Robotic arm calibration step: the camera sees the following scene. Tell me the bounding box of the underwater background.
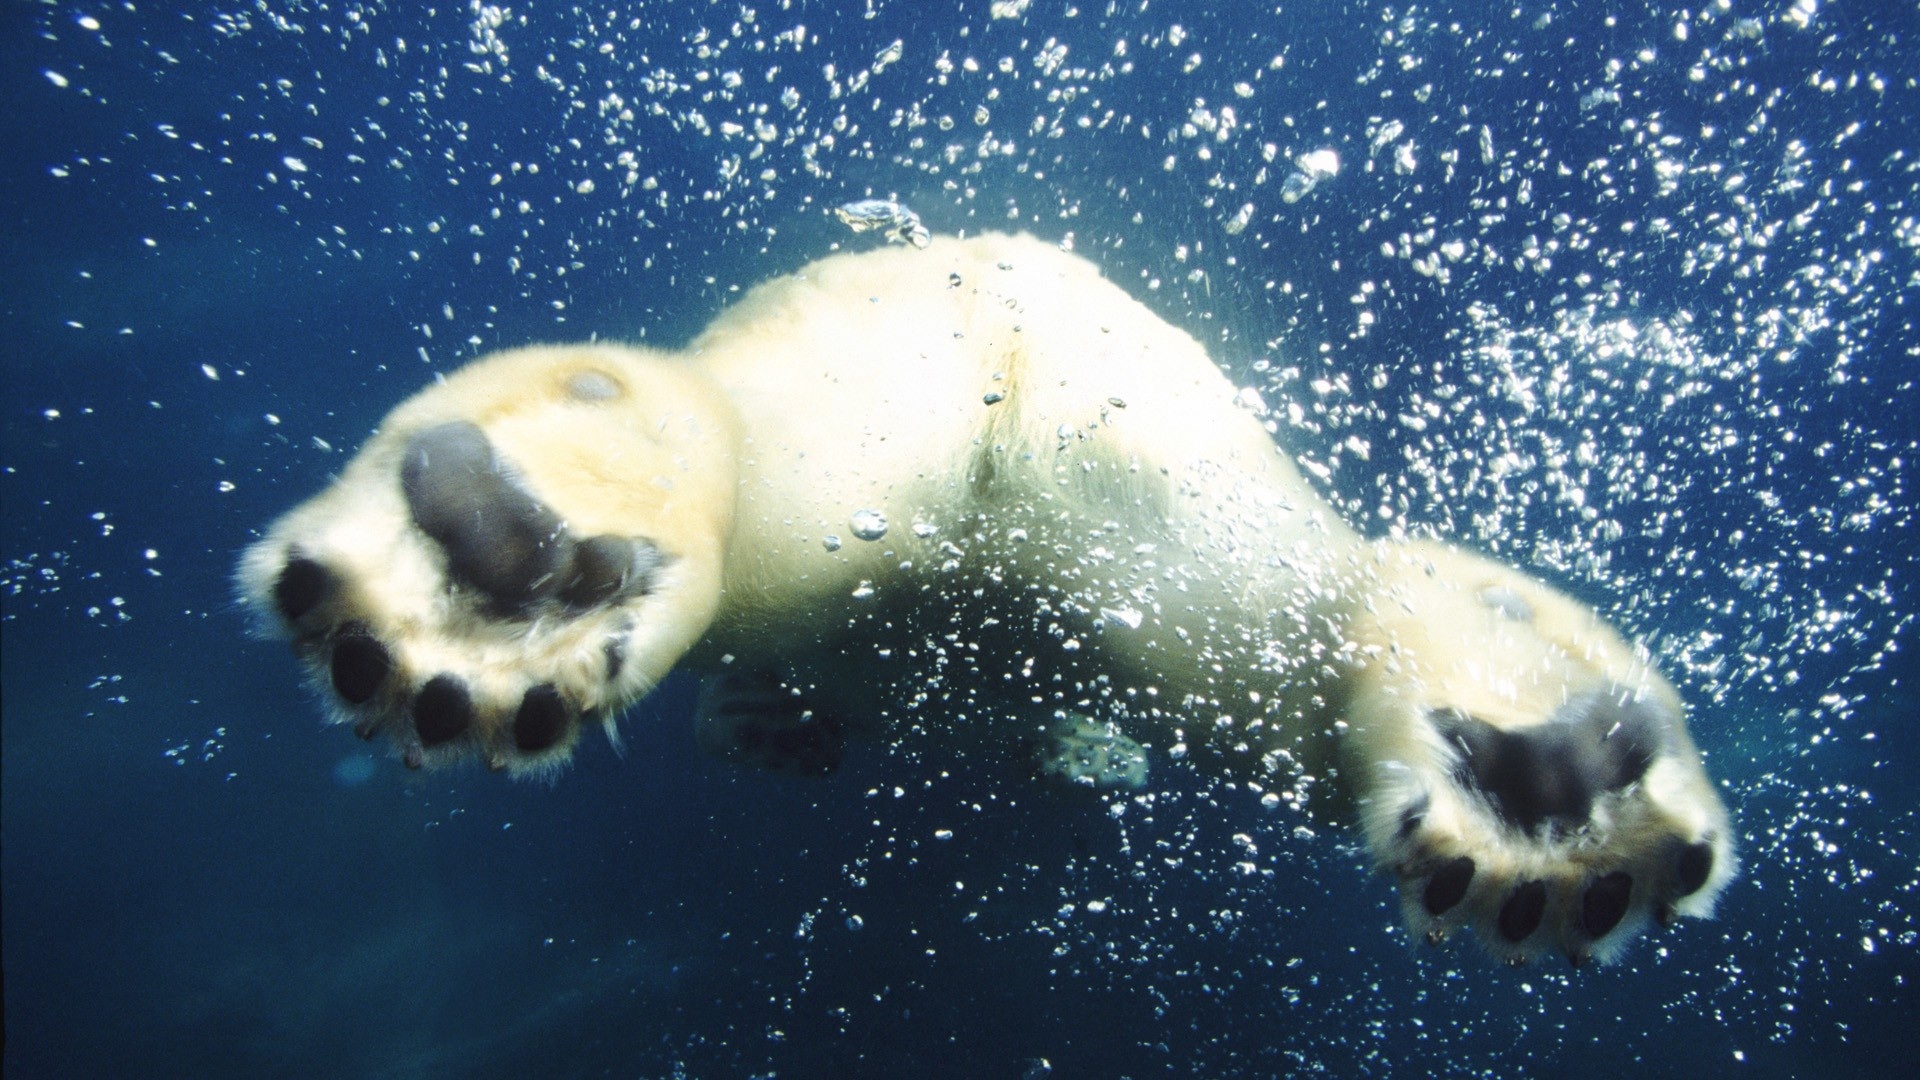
[3,1,1914,1076]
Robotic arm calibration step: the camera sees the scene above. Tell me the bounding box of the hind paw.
[1030,712,1149,792]
[1365,684,1735,966]
[237,346,734,776]
[693,671,847,777]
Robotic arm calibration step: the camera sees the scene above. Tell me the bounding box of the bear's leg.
[970,327,1735,963]
[237,344,741,776]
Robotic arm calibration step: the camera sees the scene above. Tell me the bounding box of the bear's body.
[241,233,1733,966]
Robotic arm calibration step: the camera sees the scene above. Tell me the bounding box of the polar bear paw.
[238,347,733,778]
[244,422,662,773]
[1363,683,1735,967]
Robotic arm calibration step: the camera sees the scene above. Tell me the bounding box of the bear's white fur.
[240,233,1733,965]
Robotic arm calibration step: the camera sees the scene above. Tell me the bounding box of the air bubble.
[850,509,889,541]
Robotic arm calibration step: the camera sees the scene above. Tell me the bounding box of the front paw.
[238,347,731,776]
[1360,683,1735,966]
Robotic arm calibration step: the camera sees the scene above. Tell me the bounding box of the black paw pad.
[1498,880,1548,942]
[1581,871,1634,938]
[330,625,391,704]
[1423,855,1476,915]
[558,535,663,609]
[413,674,473,746]
[514,683,571,752]
[1675,839,1715,897]
[1431,686,1671,833]
[402,421,567,612]
[401,422,663,617]
[274,556,333,623]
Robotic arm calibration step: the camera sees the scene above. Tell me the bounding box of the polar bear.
[238,233,1733,966]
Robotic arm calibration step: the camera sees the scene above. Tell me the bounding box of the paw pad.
[1421,855,1475,916]
[1580,870,1633,938]
[402,422,566,612]
[401,422,663,615]
[1430,688,1664,835]
[413,674,474,747]
[1675,839,1714,896]
[1496,880,1547,942]
[273,555,333,624]
[513,684,572,753]
[329,624,391,705]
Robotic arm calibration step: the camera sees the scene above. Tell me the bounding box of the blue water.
[4,2,1915,1077]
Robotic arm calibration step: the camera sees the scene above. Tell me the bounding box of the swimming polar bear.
[239,232,1734,966]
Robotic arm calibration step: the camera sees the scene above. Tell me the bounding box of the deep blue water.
[4,2,1915,1077]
